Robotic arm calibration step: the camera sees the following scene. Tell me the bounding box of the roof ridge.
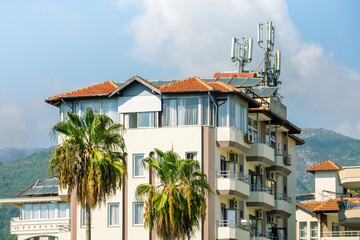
[194,76,214,91]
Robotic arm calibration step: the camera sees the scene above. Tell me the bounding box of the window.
[310,221,319,240]
[179,98,198,125]
[163,99,178,126]
[32,204,40,219]
[133,154,145,177]
[108,203,120,226]
[248,118,258,142]
[58,203,69,218]
[24,204,31,220]
[40,204,48,219]
[48,203,56,219]
[186,152,197,160]
[299,222,307,240]
[138,112,155,128]
[202,97,209,125]
[133,203,144,225]
[217,98,228,127]
[81,206,92,227]
[332,223,340,236]
[220,203,226,221]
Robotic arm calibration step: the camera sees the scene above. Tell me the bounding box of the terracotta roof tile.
[159,77,214,93]
[299,198,360,212]
[306,160,342,174]
[47,81,119,100]
[300,201,323,211]
[208,81,240,92]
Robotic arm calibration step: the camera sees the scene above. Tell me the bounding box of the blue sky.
[0,0,359,148]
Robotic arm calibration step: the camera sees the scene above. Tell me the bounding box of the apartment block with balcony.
[1,72,303,240]
[296,160,360,240]
[0,179,71,240]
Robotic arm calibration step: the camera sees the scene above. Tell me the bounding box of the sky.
[0,0,359,148]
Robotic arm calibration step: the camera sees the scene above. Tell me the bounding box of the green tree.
[50,107,127,240]
[135,149,212,240]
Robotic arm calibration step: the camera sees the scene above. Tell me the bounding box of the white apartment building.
[296,160,360,240]
[1,72,304,240]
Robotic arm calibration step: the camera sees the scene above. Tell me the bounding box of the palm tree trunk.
[86,204,91,240]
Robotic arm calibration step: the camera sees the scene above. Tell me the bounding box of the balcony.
[268,193,292,218]
[338,167,360,191]
[216,171,250,200]
[246,143,274,167]
[321,231,360,240]
[246,184,275,211]
[10,217,71,236]
[254,232,278,240]
[267,151,291,176]
[338,200,360,229]
[216,127,249,154]
[216,220,249,240]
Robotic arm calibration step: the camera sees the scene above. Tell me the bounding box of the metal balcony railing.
[275,193,292,203]
[255,231,278,239]
[58,224,71,231]
[322,231,360,237]
[216,170,249,183]
[216,220,248,231]
[250,184,275,194]
[338,200,360,210]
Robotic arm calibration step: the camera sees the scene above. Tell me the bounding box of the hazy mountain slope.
[296,128,360,194]
[0,148,43,164]
[0,148,53,240]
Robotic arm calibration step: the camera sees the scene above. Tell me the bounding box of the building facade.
[2,72,304,240]
[296,160,360,240]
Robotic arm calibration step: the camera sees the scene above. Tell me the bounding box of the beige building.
[1,72,304,240]
[296,160,360,240]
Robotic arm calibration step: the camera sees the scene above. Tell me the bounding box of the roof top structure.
[17,179,59,197]
[306,160,343,174]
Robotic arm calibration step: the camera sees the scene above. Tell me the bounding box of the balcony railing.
[275,193,292,203]
[250,184,275,194]
[216,220,248,230]
[254,231,278,239]
[216,170,248,183]
[322,231,360,237]
[338,200,360,210]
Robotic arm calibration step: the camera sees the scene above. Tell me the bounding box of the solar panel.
[217,78,232,84]
[241,78,263,87]
[22,179,59,196]
[152,80,174,87]
[201,78,216,82]
[258,87,277,97]
[229,78,247,87]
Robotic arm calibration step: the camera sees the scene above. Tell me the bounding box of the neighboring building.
[296,160,360,240]
[1,72,304,240]
[0,179,71,240]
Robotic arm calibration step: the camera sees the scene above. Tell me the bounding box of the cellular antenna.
[230,37,253,72]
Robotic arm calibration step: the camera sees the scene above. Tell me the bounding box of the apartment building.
[0,179,71,240]
[296,160,360,240]
[1,72,304,240]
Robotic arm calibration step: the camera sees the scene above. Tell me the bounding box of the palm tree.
[49,107,127,240]
[135,149,212,240]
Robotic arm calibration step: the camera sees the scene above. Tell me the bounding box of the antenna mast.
[231,37,253,72]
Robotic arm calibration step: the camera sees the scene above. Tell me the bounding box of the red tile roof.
[208,81,239,92]
[214,72,257,78]
[306,160,342,174]
[47,81,119,100]
[159,77,214,93]
[299,198,360,212]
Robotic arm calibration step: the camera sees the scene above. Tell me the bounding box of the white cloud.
[117,0,360,138]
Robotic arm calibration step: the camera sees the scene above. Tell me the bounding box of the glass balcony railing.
[274,193,292,203]
[216,170,248,183]
[250,184,275,195]
[216,220,248,230]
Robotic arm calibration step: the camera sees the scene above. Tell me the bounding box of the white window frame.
[186,152,198,160]
[299,221,308,240]
[133,202,145,226]
[133,154,145,178]
[178,96,200,126]
[108,203,120,227]
[310,221,319,240]
[81,205,93,228]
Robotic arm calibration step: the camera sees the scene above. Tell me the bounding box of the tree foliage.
[135,149,212,240]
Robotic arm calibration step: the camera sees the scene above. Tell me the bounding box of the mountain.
[0,148,53,240]
[0,148,43,164]
[296,128,360,194]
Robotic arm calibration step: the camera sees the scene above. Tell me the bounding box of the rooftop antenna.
[231,36,253,72]
[257,21,281,87]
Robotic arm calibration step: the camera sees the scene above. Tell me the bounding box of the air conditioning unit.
[283,155,291,166]
[256,166,264,175]
[229,199,239,209]
[246,132,254,144]
[267,215,276,224]
[256,210,263,220]
[267,171,275,181]
[229,153,238,162]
